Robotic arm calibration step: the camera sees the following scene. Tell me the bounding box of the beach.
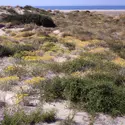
[59,10,125,16]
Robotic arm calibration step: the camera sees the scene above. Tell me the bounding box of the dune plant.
[2,13,56,27]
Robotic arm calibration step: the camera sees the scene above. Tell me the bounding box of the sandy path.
[0,29,5,36]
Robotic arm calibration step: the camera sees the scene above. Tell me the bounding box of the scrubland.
[0,6,125,125]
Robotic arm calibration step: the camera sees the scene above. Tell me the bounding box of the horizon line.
[0,5,125,6]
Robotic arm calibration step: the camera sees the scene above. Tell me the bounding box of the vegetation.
[49,56,95,74]
[2,13,56,27]
[41,76,125,116]
[0,6,125,124]
[0,45,13,57]
[1,110,56,125]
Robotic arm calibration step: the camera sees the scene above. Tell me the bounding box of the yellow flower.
[89,47,107,53]
[71,71,81,77]
[5,65,15,71]
[112,57,125,67]
[16,94,28,104]
[0,76,19,83]
[63,36,101,48]
[24,77,45,84]
[22,55,53,61]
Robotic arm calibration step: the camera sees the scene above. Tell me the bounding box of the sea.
[36,6,125,10]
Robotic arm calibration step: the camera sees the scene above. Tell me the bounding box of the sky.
[0,0,125,6]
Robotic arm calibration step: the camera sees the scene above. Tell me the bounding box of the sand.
[59,10,125,16]
[0,29,5,36]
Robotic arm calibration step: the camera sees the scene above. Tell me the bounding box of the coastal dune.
[0,5,125,125]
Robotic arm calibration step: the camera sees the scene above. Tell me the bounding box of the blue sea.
[36,6,125,10]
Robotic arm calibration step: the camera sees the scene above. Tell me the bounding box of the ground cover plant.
[2,13,56,27]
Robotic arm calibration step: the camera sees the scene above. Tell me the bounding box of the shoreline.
[58,10,125,16]
[59,9,125,12]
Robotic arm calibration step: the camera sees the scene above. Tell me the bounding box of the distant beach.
[36,6,125,16]
[59,10,125,16]
[36,6,125,10]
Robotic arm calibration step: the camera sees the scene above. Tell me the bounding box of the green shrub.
[24,5,34,10]
[2,13,56,27]
[41,110,56,123]
[49,57,95,74]
[114,75,125,86]
[42,77,66,101]
[1,111,24,125]
[4,65,27,77]
[11,44,35,57]
[41,77,125,116]
[85,83,125,116]
[1,110,56,125]
[105,40,125,59]
[0,43,35,58]
[7,9,18,15]
[0,45,13,57]
[88,72,115,82]
[42,42,56,52]
[43,36,58,43]
[63,42,76,50]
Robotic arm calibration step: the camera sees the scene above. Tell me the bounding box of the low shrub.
[88,72,115,82]
[105,40,125,59]
[42,42,56,52]
[12,44,35,55]
[0,76,19,91]
[41,77,125,116]
[86,83,125,116]
[42,77,66,101]
[0,43,35,58]
[1,109,56,125]
[0,45,13,57]
[41,110,56,123]
[24,5,35,10]
[49,57,95,74]
[63,42,76,50]
[2,13,56,27]
[4,65,27,77]
[43,36,58,43]
[7,8,18,15]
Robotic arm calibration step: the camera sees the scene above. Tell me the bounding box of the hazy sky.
[0,0,125,6]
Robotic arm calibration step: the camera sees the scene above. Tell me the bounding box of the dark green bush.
[85,83,125,115]
[24,5,34,10]
[0,45,13,57]
[61,58,95,73]
[0,44,35,57]
[106,40,125,59]
[49,57,95,74]
[88,72,115,82]
[2,13,56,27]
[114,75,125,86]
[12,44,35,53]
[41,110,56,123]
[7,9,18,15]
[43,77,66,101]
[41,77,125,116]
[63,42,76,50]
